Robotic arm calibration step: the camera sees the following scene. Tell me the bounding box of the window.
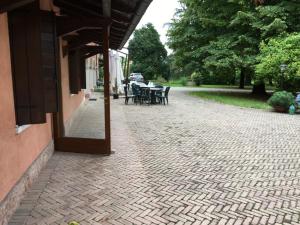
[8,2,58,126]
[68,49,86,93]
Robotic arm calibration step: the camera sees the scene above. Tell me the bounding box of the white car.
[129,73,144,82]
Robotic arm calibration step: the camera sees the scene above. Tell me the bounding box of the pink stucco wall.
[0,0,86,202]
[0,13,53,201]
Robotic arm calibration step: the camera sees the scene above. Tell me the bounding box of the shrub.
[256,33,300,92]
[156,76,167,83]
[191,72,203,86]
[180,77,188,86]
[267,91,295,112]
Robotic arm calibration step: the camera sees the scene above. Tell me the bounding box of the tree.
[167,0,300,94]
[128,23,168,80]
[256,33,300,92]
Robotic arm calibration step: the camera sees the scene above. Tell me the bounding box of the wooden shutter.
[68,50,81,94]
[40,11,58,112]
[80,58,86,89]
[8,2,46,125]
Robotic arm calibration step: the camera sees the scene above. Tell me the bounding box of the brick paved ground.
[67,92,105,139]
[9,88,300,225]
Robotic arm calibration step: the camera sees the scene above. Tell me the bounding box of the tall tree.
[128,23,168,80]
[167,0,300,93]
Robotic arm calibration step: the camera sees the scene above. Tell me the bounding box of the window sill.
[16,125,31,134]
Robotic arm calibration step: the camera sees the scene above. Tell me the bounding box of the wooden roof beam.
[66,39,101,53]
[112,9,133,21]
[83,51,102,59]
[111,26,127,33]
[111,0,136,13]
[81,46,101,53]
[56,16,111,36]
[0,0,34,13]
[102,0,111,17]
[54,0,101,16]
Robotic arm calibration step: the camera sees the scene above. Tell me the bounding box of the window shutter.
[68,50,81,94]
[80,58,86,89]
[8,3,46,125]
[40,11,58,112]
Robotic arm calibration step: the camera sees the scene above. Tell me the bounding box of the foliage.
[190,91,270,109]
[167,0,300,91]
[267,91,295,111]
[180,77,188,86]
[191,71,203,86]
[256,33,300,92]
[155,76,167,84]
[128,23,168,80]
[155,79,193,87]
[69,222,80,225]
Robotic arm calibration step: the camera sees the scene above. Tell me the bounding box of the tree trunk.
[245,73,252,86]
[268,78,273,86]
[252,82,267,95]
[239,68,245,89]
[231,76,236,85]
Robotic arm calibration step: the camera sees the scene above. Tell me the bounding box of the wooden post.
[126,54,130,79]
[103,25,111,153]
[123,54,128,76]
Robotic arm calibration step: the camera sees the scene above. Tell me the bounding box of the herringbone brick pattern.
[9,88,300,224]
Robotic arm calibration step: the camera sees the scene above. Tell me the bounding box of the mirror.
[62,54,105,140]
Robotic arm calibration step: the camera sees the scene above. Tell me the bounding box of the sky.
[124,0,180,52]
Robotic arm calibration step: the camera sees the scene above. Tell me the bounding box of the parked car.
[129,73,144,82]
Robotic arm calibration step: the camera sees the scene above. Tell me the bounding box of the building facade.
[0,0,151,224]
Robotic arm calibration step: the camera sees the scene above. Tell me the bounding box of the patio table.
[139,86,163,104]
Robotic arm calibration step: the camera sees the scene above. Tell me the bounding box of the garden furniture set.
[124,82,170,105]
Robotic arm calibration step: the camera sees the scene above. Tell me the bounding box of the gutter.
[118,0,153,49]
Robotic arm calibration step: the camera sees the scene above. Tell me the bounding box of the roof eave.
[118,0,152,49]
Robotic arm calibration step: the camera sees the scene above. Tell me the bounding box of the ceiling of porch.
[53,0,152,50]
[0,0,153,50]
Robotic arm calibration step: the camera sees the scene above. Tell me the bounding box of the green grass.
[190,91,271,109]
[155,81,275,91]
[201,84,276,91]
[157,80,192,87]
[200,84,250,89]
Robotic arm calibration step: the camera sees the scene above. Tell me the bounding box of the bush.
[191,72,203,86]
[256,33,300,92]
[267,91,295,112]
[156,76,167,83]
[180,77,188,86]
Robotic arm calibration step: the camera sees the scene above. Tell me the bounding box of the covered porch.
[0,0,152,155]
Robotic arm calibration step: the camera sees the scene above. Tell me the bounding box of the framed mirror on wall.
[54,26,111,155]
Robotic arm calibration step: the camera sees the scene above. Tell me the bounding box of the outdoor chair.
[124,85,135,105]
[140,87,151,105]
[132,84,141,104]
[156,86,170,105]
[154,85,163,103]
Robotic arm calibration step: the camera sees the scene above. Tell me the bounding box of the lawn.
[157,80,275,91]
[190,91,271,109]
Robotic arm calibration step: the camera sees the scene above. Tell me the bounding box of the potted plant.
[267,91,295,113]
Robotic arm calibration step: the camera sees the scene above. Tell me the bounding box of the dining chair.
[156,86,170,105]
[140,87,151,105]
[132,84,141,104]
[124,85,135,105]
